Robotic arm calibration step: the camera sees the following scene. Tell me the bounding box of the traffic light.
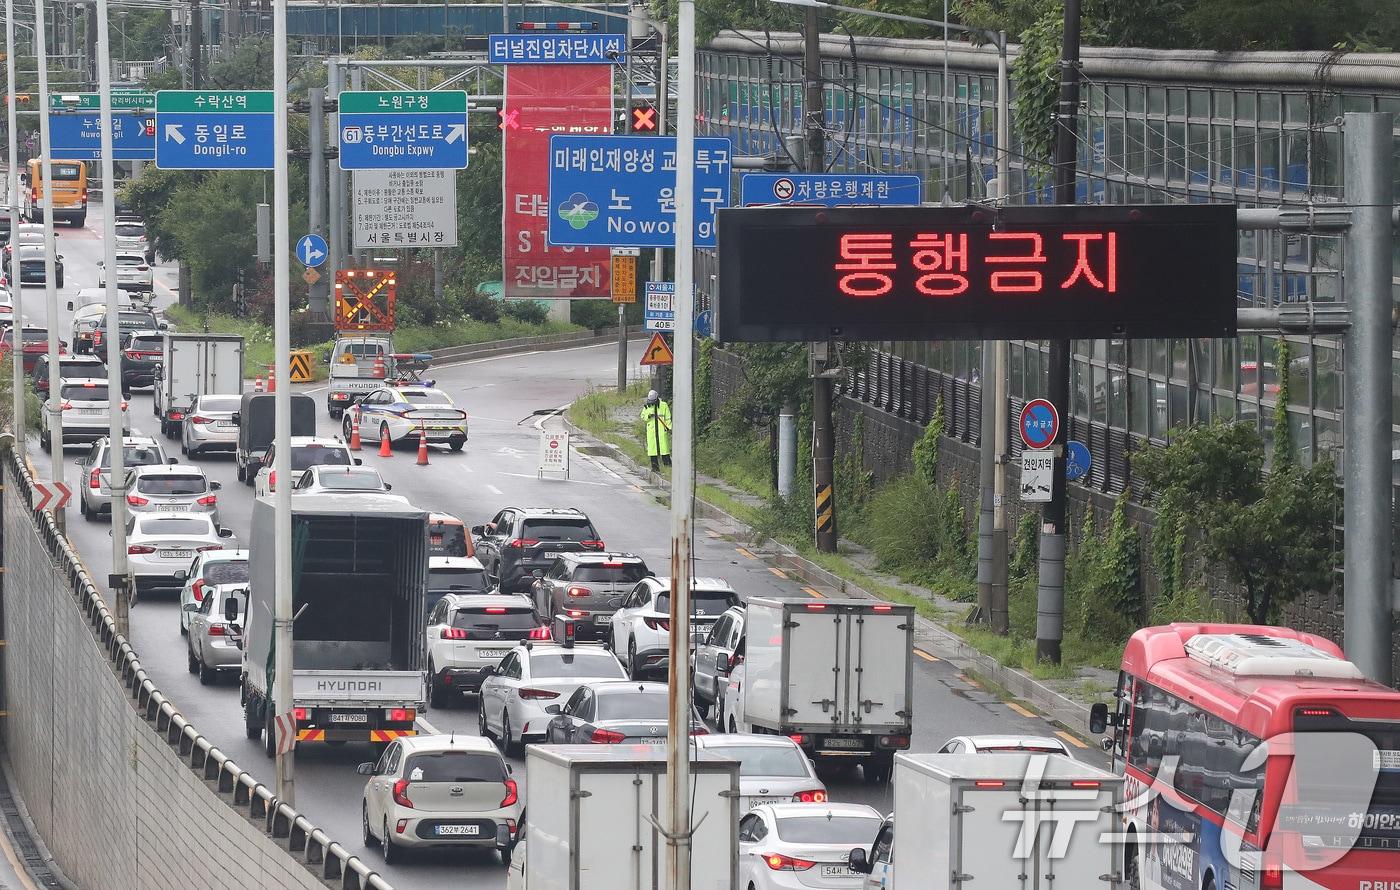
[630,102,657,134]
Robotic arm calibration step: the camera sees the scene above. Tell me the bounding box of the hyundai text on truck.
[734,597,914,783]
[240,493,429,755]
[154,332,244,440]
[519,746,739,890]
[847,753,1124,890]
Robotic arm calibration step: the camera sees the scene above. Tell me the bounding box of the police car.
[340,385,469,451]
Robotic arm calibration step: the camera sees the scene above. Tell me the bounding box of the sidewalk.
[565,416,1117,743]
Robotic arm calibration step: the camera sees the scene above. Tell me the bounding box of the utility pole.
[666,2,697,887]
[35,0,66,531]
[85,5,97,89]
[307,86,329,318]
[349,65,365,266]
[96,0,130,635]
[190,0,202,89]
[803,8,836,553]
[5,0,24,445]
[1037,0,1082,665]
[990,31,1010,635]
[272,0,296,806]
[1342,111,1395,685]
[649,22,667,287]
[327,60,345,275]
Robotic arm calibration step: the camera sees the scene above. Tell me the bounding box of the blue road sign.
[695,309,713,339]
[739,173,922,207]
[548,135,732,249]
[489,33,625,64]
[154,90,276,170]
[297,233,328,268]
[1019,399,1060,450]
[49,112,155,161]
[644,282,675,332]
[1066,440,1091,482]
[338,91,468,170]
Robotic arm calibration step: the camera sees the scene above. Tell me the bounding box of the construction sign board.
[639,332,673,366]
[334,268,397,331]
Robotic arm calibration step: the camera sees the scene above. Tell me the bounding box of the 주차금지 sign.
[353,169,457,249]
[716,204,1238,343]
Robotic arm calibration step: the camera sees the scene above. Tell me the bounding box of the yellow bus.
[22,158,87,227]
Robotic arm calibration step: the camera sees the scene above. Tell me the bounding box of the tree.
[1132,422,1338,625]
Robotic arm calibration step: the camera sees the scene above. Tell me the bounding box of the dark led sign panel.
[716,204,1238,343]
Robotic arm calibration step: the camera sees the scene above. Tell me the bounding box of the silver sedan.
[182,394,243,457]
[185,586,247,685]
[124,512,235,592]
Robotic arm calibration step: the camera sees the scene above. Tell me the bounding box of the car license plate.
[639,737,667,745]
[214,421,236,429]
[161,549,192,559]
[78,408,103,415]
[822,737,868,750]
[158,504,189,512]
[820,865,859,878]
[435,824,480,836]
[747,797,783,807]
[594,614,611,624]
[329,713,368,723]
[477,649,509,659]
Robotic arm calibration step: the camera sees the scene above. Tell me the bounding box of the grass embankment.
[164,306,580,382]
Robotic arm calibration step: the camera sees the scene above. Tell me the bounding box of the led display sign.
[715,204,1237,342]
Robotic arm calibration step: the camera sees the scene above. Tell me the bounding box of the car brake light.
[207,624,226,637]
[566,609,585,617]
[484,607,508,614]
[191,579,207,602]
[392,779,413,808]
[196,495,217,506]
[507,538,540,549]
[1296,707,1337,717]
[126,494,148,506]
[196,545,223,552]
[1071,781,1100,789]
[566,586,591,598]
[440,627,468,640]
[975,780,1006,788]
[127,544,155,554]
[120,401,128,411]
[528,625,552,641]
[169,411,184,421]
[763,853,816,872]
[788,734,807,745]
[879,734,911,749]
[805,603,825,610]
[500,778,518,807]
[872,604,893,611]
[293,707,308,721]
[189,415,211,425]
[590,729,625,744]
[793,789,828,803]
[88,468,101,489]
[138,265,149,271]
[518,688,559,701]
[580,540,604,549]
[387,708,414,722]
[268,471,276,488]
[643,616,670,632]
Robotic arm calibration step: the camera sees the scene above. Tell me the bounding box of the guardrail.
[1,442,394,890]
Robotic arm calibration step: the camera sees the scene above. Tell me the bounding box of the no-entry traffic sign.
[1019,399,1060,450]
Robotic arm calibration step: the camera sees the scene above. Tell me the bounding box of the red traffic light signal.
[630,103,657,133]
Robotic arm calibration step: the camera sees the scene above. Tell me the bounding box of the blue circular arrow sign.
[296,233,328,268]
[1019,399,1060,450]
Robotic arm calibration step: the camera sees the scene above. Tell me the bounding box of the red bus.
[1090,624,1400,890]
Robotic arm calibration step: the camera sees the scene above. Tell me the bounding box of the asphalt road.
[28,201,1104,890]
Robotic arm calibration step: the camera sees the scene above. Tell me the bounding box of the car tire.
[198,654,216,686]
[264,708,277,758]
[499,845,512,868]
[180,438,188,455]
[478,701,493,741]
[501,711,521,757]
[39,431,49,452]
[342,416,354,441]
[1124,842,1140,890]
[187,642,198,674]
[362,803,378,848]
[448,437,465,452]
[728,716,737,734]
[628,640,643,681]
[236,462,246,482]
[382,820,402,864]
[429,664,451,710]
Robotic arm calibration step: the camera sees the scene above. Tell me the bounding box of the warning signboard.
[639,332,674,366]
[538,429,570,479]
[611,254,638,304]
[334,268,397,331]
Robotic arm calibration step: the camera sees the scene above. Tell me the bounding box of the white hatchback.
[97,251,153,293]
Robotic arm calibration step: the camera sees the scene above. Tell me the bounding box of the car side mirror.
[353,458,363,466]
[173,569,188,582]
[320,350,331,364]
[356,762,374,776]
[230,412,240,425]
[848,848,872,874]
[481,665,495,676]
[223,596,239,623]
[531,569,544,579]
[181,602,200,612]
[218,527,235,539]
[384,483,392,491]
[471,525,486,536]
[716,653,731,674]
[73,459,84,467]
[210,481,222,491]
[158,322,168,331]
[168,457,178,464]
[1089,702,1110,735]
[65,300,73,311]
[543,704,561,715]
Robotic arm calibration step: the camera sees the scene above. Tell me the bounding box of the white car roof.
[442,593,530,610]
[197,548,249,561]
[694,733,803,750]
[752,803,884,821]
[289,436,345,447]
[132,464,205,477]
[429,556,485,570]
[953,735,1071,752]
[398,734,499,755]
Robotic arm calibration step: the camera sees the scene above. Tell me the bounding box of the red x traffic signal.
[630,103,657,133]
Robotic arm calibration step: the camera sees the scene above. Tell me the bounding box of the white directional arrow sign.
[445,124,465,145]
[301,237,324,262]
[297,233,329,268]
[164,123,185,144]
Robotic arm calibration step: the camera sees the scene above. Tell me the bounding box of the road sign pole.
[327,60,345,275]
[308,86,329,318]
[95,0,131,635]
[34,0,65,530]
[272,0,296,807]
[5,0,23,443]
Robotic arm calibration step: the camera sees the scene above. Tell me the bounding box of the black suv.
[92,310,163,355]
[530,552,650,628]
[119,329,163,389]
[472,507,604,593]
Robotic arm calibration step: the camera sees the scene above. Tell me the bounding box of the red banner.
[502,64,614,299]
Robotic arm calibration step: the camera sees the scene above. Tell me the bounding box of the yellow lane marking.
[767,567,786,578]
[1056,730,1090,749]
[912,648,938,662]
[959,674,982,689]
[735,547,756,559]
[802,586,825,599]
[1007,703,1037,719]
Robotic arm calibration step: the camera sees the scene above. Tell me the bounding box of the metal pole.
[272,0,296,805]
[667,0,696,885]
[618,17,634,393]
[190,0,201,89]
[97,0,131,634]
[1342,111,1394,684]
[991,34,1010,635]
[1037,0,1082,665]
[941,0,948,202]
[349,65,364,266]
[327,60,344,275]
[5,0,23,444]
[804,7,836,553]
[650,22,667,285]
[976,343,994,623]
[307,85,328,318]
[35,0,65,529]
[778,402,796,497]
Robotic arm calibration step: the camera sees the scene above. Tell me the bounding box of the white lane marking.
[461,465,474,473]
[497,472,613,487]
[485,483,502,495]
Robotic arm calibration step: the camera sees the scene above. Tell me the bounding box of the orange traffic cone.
[416,423,430,466]
[348,412,361,451]
[266,366,276,393]
[378,423,392,458]
[372,355,386,379]
[254,375,263,393]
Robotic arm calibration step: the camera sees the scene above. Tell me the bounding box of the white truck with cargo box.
[239,493,429,756]
[848,752,1124,890]
[154,332,244,439]
[521,746,740,890]
[740,597,914,783]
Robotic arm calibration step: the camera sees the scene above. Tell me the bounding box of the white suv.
[609,576,740,681]
[426,593,550,708]
[254,436,357,497]
[97,251,153,294]
[42,377,129,451]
